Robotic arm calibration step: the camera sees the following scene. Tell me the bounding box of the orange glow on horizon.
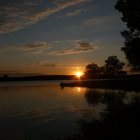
[75,71,83,78]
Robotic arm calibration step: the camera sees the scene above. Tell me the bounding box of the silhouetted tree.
[115,0,140,71]
[105,56,125,75]
[84,63,101,76]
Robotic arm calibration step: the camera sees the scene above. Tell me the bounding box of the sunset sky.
[0,0,126,76]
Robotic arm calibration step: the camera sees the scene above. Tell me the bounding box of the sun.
[75,71,83,78]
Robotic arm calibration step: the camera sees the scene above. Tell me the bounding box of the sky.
[0,0,126,76]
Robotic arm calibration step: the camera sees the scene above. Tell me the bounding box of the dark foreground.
[60,79,140,140]
[65,97,139,140]
[0,81,139,140]
[60,79,140,91]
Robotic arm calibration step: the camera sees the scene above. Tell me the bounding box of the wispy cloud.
[59,8,86,17]
[59,3,94,18]
[68,16,113,31]
[0,0,90,34]
[27,61,84,69]
[13,41,51,51]
[84,16,112,25]
[27,61,57,67]
[52,40,82,44]
[2,40,99,55]
[37,61,56,67]
[0,70,41,76]
[50,42,100,55]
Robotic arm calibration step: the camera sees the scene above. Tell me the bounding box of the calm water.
[0,81,140,140]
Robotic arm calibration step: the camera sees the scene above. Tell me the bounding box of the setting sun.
[75,71,83,78]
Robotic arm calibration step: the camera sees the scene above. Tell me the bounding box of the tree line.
[84,56,126,76]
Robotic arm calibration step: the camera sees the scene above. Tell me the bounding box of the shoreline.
[60,79,140,91]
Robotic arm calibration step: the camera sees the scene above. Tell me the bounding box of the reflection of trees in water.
[85,88,128,118]
[85,88,125,106]
[65,88,140,140]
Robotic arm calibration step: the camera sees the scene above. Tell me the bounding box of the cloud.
[37,61,56,67]
[27,61,84,69]
[52,40,82,44]
[69,16,113,31]
[14,41,51,51]
[50,42,100,55]
[32,50,45,54]
[59,3,94,18]
[59,9,85,17]
[0,0,90,34]
[27,61,57,67]
[0,70,41,76]
[84,16,112,25]
[0,70,18,73]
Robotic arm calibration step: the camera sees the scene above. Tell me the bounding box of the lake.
[0,81,140,140]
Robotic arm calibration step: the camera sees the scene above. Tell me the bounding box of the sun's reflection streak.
[77,87,81,93]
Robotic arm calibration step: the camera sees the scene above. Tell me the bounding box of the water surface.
[0,81,139,140]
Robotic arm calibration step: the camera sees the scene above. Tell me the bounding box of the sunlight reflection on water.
[0,81,139,140]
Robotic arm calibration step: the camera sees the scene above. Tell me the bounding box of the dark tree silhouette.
[84,56,125,77]
[105,56,125,75]
[84,63,101,76]
[115,0,140,71]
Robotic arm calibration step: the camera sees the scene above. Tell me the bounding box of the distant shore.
[0,75,75,82]
[1,75,140,91]
[0,74,140,82]
[60,79,140,91]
